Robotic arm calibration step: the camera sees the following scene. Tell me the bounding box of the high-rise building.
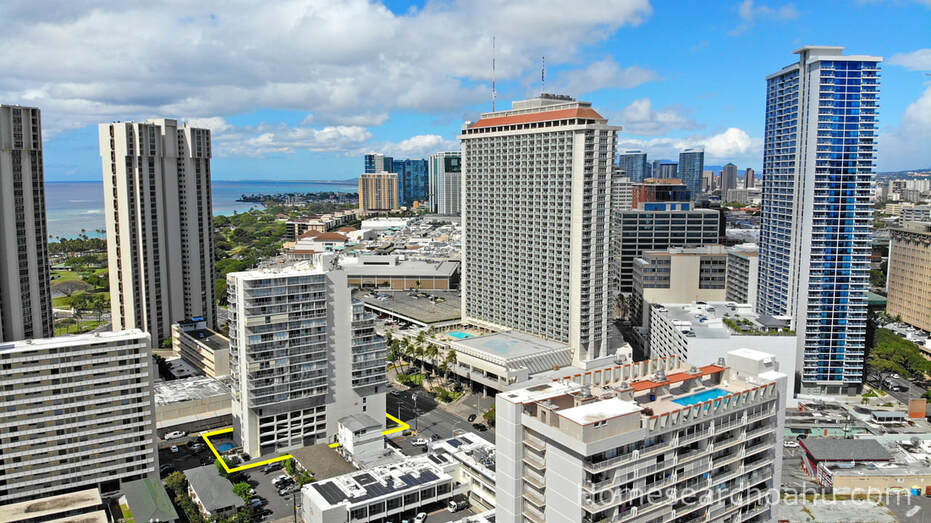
[651,161,678,178]
[363,153,393,174]
[744,167,755,188]
[721,163,739,197]
[99,119,216,347]
[702,170,714,193]
[495,349,786,523]
[359,172,399,211]
[428,151,461,214]
[617,150,648,182]
[757,46,881,394]
[727,243,760,308]
[630,178,691,210]
[393,158,428,205]
[460,94,619,364]
[678,148,704,197]
[0,330,158,504]
[886,223,931,333]
[0,105,53,342]
[227,257,387,457]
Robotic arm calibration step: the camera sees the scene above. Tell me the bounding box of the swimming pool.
[672,388,730,407]
[448,331,474,340]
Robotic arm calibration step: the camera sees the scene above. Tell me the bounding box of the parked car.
[472,423,487,432]
[390,390,401,396]
[467,414,477,423]
[414,512,428,522]
[170,445,179,453]
[431,434,441,441]
[783,440,799,448]
[164,431,186,440]
[190,443,205,452]
[159,464,175,476]
[272,474,291,487]
[278,485,297,496]
[448,499,469,512]
[263,462,283,473]
[411,438,429,446]
[249,498,264,509]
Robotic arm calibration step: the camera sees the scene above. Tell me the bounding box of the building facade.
[429,151,462,215]
[393,158,428,206]
[757,46,881,394]
[460,94,619,364]
[99,119,216,346]
[886,223,931,332]
[495,350,786,523]
[726,244,760,308]
[364,153,392,174]
[0,105,53,342]
[172,318,230,377]
[631,246,728,325]
[744,167,755,189]
[0,330,158,504]
[227,258,387,457]
[617,150,648,182]
[359,172,399,211]
[720,163,739,197]
[678,148,704,198]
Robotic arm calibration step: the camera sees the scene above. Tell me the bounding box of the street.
[387,388,495,445]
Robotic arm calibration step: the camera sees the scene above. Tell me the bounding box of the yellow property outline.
[202,413,410,473]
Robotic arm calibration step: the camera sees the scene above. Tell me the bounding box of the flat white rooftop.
[558,397,642,425]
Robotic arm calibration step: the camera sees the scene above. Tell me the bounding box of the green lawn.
[54,320,105,336]
[119,502,134,523]
[50,270,83,282]
[52,291,109,309]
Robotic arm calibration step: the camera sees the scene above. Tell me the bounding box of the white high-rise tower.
[99,119,216,346]
[460,94,620,364]
[757,46,881,394]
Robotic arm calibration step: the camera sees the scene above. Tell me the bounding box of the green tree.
[165,471,187,494]
[233,482,252,501]
[483,405,496,424]
[215,458,228,477]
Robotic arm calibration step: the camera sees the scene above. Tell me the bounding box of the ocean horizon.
[44,179,358,239]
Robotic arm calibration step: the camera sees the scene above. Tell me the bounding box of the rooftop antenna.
[492,36,497,112]
[541,56,545,95]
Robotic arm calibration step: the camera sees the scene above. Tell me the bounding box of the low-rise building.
[496,349,787,523]
[648,301,798,402]
[119,477,179,522]
[341,254,460,290]
[335,414,386,468]
[153,376,232,433]
[631,246,729,325]
[798,439,892,484]
[185,465,244,518]
[172,318,230,377]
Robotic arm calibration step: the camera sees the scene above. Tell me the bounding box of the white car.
[414,513,427,523]
[170,445,179,453]
[783,440,799,448]
[411,438,429,446]
[164,431,186,440]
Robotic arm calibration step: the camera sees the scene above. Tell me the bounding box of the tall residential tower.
[460,94,619,364]
[617,150,648,182]
[0,105,53,341]
[757,46,881,394]
[99,119,216,346]
[678,147,704,198]
[428,151,462,214]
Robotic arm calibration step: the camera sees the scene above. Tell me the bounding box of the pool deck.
[671,388,730,407]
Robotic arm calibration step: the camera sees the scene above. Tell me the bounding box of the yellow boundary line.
[202,413,410,472]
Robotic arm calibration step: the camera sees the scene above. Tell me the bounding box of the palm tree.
[425,344,439,374]
[443,350,457,384]
[415,344,426,374]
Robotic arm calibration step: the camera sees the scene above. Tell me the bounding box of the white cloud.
[0,0,653,143]
[878,85,931,171]
[554,59,660,95]
[198,117,374,157]
[618,127,760,164]
[615,98,702,135]
[729,0,799,36]
[888,49,931,71]
[381,134,459,158]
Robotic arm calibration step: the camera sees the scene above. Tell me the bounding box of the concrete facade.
[495,350,786,523]
[227,257,387,457]
[0,105,53,342]
[0,330,158,504]
[172,318,230,377]
[460,94,620,364]
[726,244,760,309]
[631,246,729,325]
[99,119,216,347]
[428,151,461,215]
[886,222,931,332]
[359,172,399,211]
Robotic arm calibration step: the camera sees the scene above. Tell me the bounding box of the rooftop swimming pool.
[448,331,474,340]
[671,388,730,407]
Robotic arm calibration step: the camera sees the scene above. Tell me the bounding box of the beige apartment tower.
[460,94,620,364]
[99,119,216,346]
[359,172,399,211]
[887,222,931,332]
[0,105,53,342]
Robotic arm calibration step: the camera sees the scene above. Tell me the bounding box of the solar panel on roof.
[447,438,462,448]
[356,473,376,486]
[313,482,348,505]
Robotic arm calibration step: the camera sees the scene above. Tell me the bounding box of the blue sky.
[2,0,928,182]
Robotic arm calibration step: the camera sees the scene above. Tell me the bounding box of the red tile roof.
[314,232,349,242]
[469,107,605,129]
[630,365,725,392]
[337,226,359,233]
[298,230,323,240]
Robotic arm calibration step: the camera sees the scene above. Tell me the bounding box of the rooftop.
[0,488,101,522]
[179,328,229,353]
[289,444,358,481]
[354,289,461,325]
[558,397,643,425]
[153,376,231,406]
[120,478,179,522]
[0,329,147,352]
[309,456,448,508]
[185,465,245,513]
[656,302,793,338]
[800,439,892,462]
[339,413,382,433]
[449,330,574,372]
[340,257,459,278]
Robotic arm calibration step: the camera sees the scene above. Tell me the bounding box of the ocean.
[44,180,357,239]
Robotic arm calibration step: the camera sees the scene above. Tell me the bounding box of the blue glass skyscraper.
[757,46,881,395]
[363,153,392,173]
[678,148,704,198]
[393,158,428,206]
[617,150,648,182]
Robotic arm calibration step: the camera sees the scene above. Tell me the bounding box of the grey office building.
[617,150,648,182]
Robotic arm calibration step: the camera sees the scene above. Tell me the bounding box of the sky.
[1,0,928,182]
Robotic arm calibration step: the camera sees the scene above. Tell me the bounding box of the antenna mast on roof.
[492,36,497,112]
[541,56,545,95]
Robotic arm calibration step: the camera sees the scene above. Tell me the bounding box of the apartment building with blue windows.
[393,158,428,206]
[757,46,881,395]
[617,150,648,182]
[678,147,704,198]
